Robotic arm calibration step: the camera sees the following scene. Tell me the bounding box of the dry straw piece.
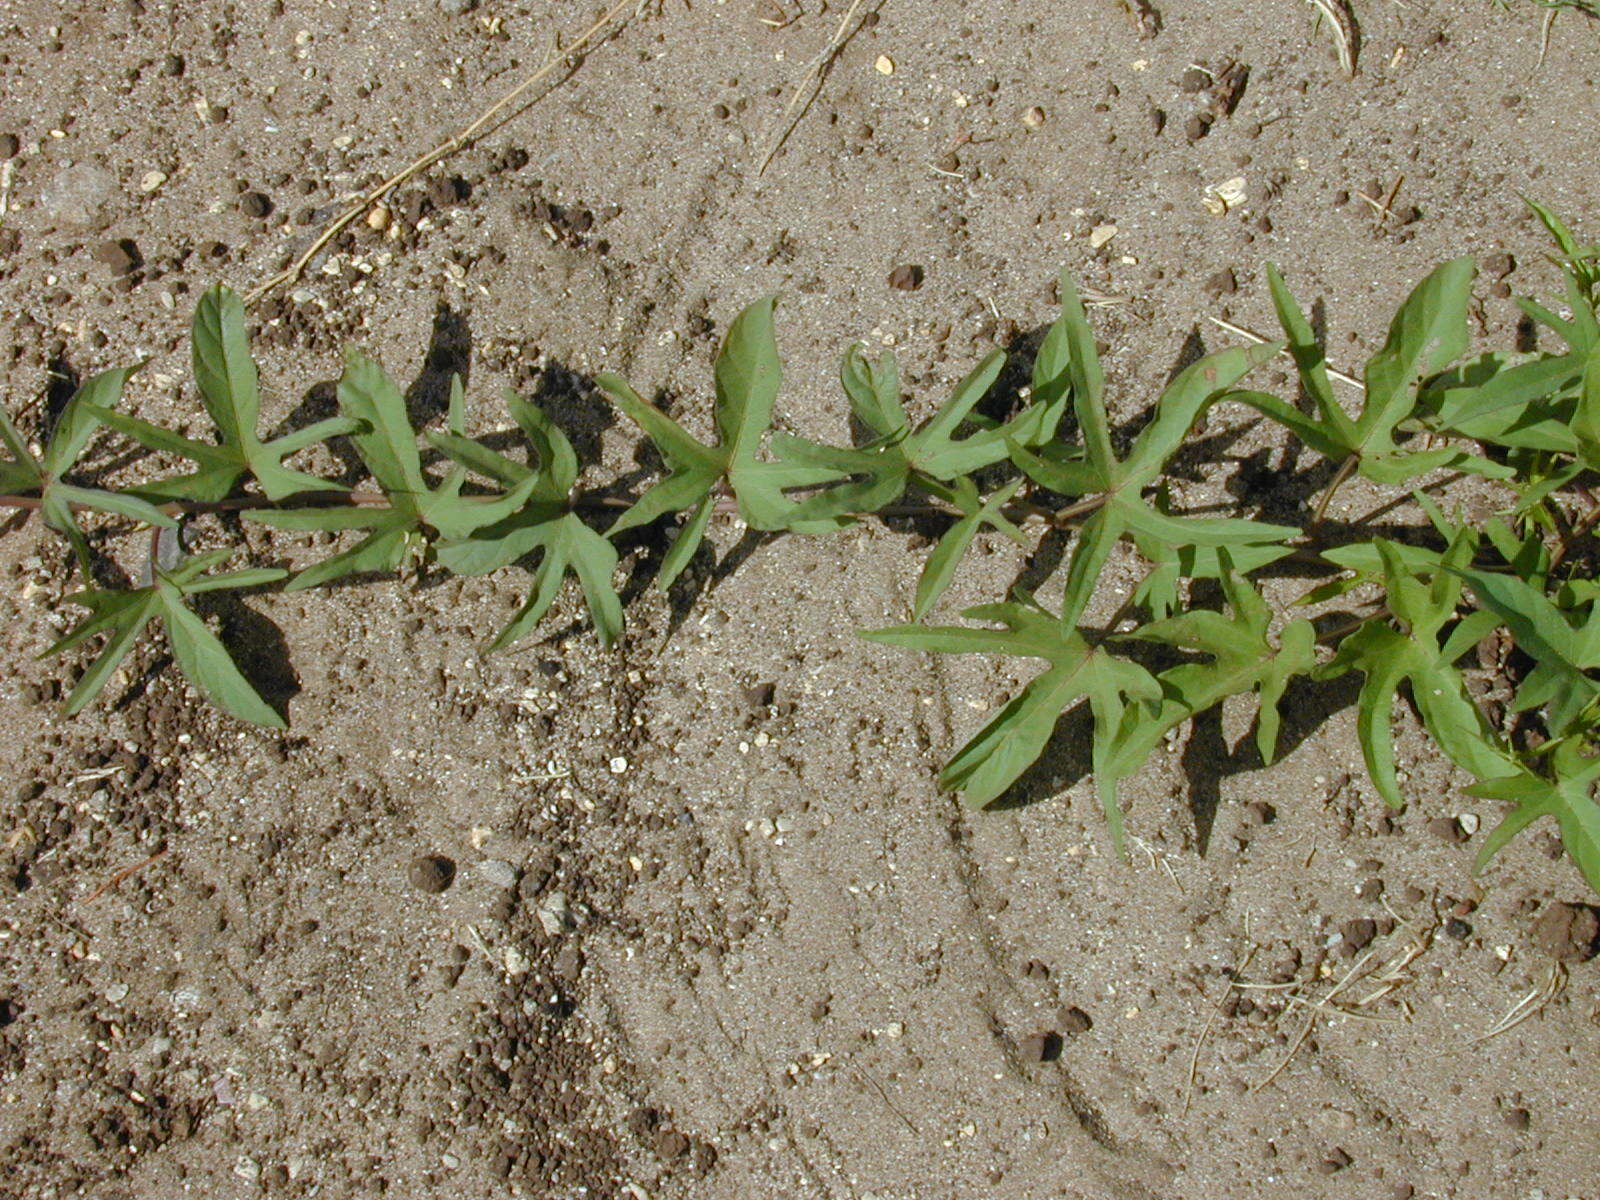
[244,0,638,306]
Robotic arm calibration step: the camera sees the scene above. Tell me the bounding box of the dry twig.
[244,0,637,306]
[757,0,875,175]
[1305,0,1359,76]
[82,846,171,905]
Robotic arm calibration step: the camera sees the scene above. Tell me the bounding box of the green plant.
[6,206,1600,899]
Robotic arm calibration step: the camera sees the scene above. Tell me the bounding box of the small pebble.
[1317,1147,1353,1175]
[887,263,924,291]
[239,191,274,218]
[1530,901,1600,962]
[1017,1032,1062,1063]
[408,854,456,894]
[0,133,19,159]
[1341,917,1377,951]
[1021,105,1047,128]
[1426,816,1467,844]
[1059,1005,1093,1034]
[91,238,140,275]
[1203,267,1237,296]
[478,859,517,889]
[874,55,895,76]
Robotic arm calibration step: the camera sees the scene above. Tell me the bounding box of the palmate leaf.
[1417,351,1583,454]
[1009,280,1292,625]
[911,476,1028,620]
[2,365,177,576]
[247,363,538,591]
[596,296,845,579]
[430,392,622,648]
[1130,519,1294,620]
[1107,565,1317,817]
[861,597,1160,853]
[1321,536,1517,808]
[45,547,287,727]
[1225,258,1513,487]
[772,294,1071,523]
[1471,738,1600,896]
[1452,561,1600,736]
[1518,197,1600,355]
[89,286,361,502]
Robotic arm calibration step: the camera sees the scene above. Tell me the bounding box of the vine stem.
[0,489,1105,526]
[1550,485,1600,572]
[1312,454,1358,527]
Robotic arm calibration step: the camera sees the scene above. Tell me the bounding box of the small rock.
[0,133,19,159]
[1341,917,1377,951]
[887,263,924,291]
[874,54,895,76]
[1357,877,1384,901]
[1017,1032,1062,1063]
[478,859,517,889]
[742,682,776,709]
[1444,918,1472,941]
[1503,1106,1531,1130]
[1530,900,1600,962]
[1021,105,1046,128]
[239,191,274,218]
[1203,267,1237,296]
[91,238,141,275]
[439,0,476,11]
[553,944,583,981]
[1178,66,1211,93]
[1241,801,1276,826]
[654,1129,689,1159]
[1184,112,1214,142]
[160,53,186,77]
[1484,251,1516,279]
[1059,1005,1093,1034]
[1317,1147,1353,1174]
[1426,816,1466,844]
[139,170,167,193]
[537,890,570,937]
[408,854,456,894]
[38,162,118,231]
[103,982,129,1003]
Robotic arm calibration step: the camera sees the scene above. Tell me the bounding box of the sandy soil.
[2,1,1600,1197]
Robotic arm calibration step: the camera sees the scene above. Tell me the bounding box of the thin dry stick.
[1536,5,1559,72]
[1183,947,1255,1116]
[1472,960,1567,1043]
[1205,315,1363,390]
[1357,175,1406,228]
[82,846,171,904]
[1248,940,1390,1092]
[850,1064,919,1134]
[244,0,636,306]
[757,0,873,175]
[1305,0,1359,76]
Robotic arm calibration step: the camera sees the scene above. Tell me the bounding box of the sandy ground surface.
[2,1,1600,1197]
